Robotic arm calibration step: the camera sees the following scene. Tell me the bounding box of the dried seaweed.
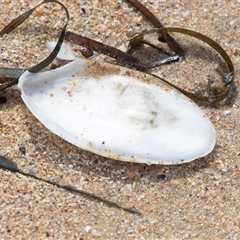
[0,155,142,215]
[131,27,234,102]
[0,1,234,102]
[0,0,69,90]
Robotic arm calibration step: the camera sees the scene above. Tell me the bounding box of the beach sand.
[0,1,239,239]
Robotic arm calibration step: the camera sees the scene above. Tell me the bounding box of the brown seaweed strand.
[65,31,146,70]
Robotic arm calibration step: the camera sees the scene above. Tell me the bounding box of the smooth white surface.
[18,58,216,164]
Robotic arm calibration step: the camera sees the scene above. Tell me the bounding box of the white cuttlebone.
[46,41,76,60]
[17,42,216,165]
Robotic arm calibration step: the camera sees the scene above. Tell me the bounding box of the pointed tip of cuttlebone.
[46,41,76,60]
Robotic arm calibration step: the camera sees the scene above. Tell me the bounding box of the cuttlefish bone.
[17,42,216,165]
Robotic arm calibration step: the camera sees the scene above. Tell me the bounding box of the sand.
[0,0,240,239]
